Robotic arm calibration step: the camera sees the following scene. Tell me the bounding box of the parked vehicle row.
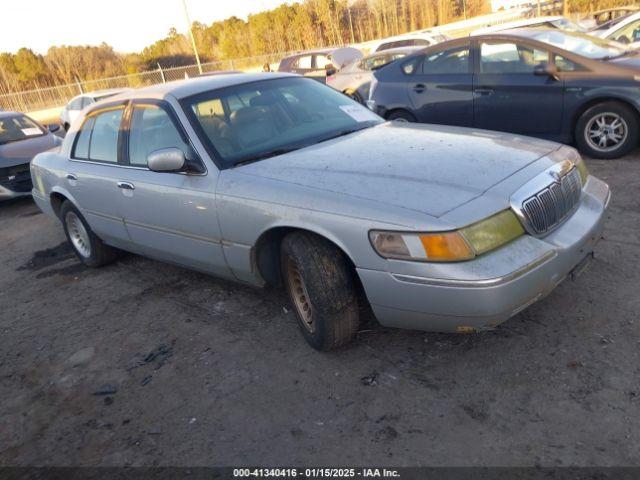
[31,73,609,351]
[367,28,640,159]
[326,46,423,103]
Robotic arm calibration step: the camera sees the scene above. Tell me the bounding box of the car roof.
[472,27,565,40]
[471,16,566,35]
[281,48,335,59]
[368,46,425,56]
[0,111,27,119]
[107,72,299,102]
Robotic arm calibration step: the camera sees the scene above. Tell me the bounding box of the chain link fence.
[0,52,288,114]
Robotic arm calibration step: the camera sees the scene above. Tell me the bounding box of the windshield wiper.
[310,123,376,145]
[233,146,302,167]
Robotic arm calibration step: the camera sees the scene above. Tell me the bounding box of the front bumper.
[0,163,33,200]
[0,184,32,200]
[357,175,610,332]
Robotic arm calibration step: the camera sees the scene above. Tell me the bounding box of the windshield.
[529,29,626,59]
[183,77,383,167]
[0,114,45,145]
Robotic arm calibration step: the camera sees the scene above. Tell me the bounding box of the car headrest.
[230,107,268,125]
[249,93,277,107]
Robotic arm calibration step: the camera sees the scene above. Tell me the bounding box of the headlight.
[575,157,589,185]
[369,210,524,262]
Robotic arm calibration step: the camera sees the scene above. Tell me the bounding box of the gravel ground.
[1,153,639,467]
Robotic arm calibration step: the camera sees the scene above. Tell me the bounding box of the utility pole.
[181,0,203,74]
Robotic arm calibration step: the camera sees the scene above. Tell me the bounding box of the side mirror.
[533,62,559,81]
[48,124,60,133]
[147,147,186,172]
[325,64,336,76]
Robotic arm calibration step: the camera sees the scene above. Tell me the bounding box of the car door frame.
[407,37,475,126]
[115,97,235,279]
[470,35,566,138]
[66,99,132,247]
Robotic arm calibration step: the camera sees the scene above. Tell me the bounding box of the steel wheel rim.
[393,117,409,123]
[286,258,315,333]
[65,212,91,258]
[585,112,628,153]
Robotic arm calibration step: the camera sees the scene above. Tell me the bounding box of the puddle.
[16,242,73,272]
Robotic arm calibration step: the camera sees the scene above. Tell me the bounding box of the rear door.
[115,100,231,278]
[407,41,473,126]
[472,38,564,136]
[66,104,130,245]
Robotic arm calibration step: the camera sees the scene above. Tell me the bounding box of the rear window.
[72,108,124,163]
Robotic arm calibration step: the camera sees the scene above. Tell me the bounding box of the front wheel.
[281,232,359,351]
[60,201,120,267]
[575,102,638,159]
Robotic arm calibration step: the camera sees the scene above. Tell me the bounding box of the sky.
[1,0,287,54]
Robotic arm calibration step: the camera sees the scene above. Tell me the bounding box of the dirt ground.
[1,153,639,467]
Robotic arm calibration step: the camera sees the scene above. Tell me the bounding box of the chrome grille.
[521,167,582,235]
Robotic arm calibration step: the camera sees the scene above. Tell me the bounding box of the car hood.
[0,133,62,169]
[236,122,560,218]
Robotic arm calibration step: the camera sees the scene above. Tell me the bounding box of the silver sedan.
[30,73,610,350]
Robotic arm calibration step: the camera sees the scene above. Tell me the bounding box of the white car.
[471,16,585,36]
[60,89,130,131]
[369,30,448,53]
[590,12,640,48]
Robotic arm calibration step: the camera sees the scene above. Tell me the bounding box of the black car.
[368,28,640,158]
[0,112,62,200]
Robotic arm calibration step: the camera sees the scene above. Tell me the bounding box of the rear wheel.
[387,109,416,123]
[575,102,638,159]
[60,201,119,267]
[281,231,359,351]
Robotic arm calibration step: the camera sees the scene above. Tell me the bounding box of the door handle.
[413,83,426,93]
[474,87,494,96]
[66,173,78,181]
[117,181,135,190]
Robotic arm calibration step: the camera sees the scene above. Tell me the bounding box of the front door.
[407,43,473,127]
[116,101,231,279]
[473,40,564,136]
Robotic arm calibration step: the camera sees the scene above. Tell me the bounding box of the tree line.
[0,0,631,95]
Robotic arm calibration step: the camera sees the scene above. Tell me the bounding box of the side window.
[73,117,95,159]
[294,55,312,69]
[128,105,190,167]
[421,46,470,74]
[614,20,640,43]
[89,109,123,162]
[480,42,549,74]
[554,54,583,72]
[72,108,123,163]
[402,56,421,75]
[363,55,389,70]
[412,39,431,47]
[315,54,331,69]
